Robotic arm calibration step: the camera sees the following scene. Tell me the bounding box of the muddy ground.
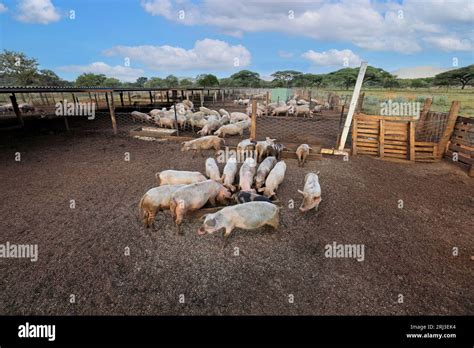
[0,126,473,315]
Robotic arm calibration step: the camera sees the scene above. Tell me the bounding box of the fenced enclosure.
[352,101,460,163]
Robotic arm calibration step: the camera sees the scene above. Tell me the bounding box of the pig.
[170,180,232,234]
[219,108,230,117]
[239,157,257,192]
[255,156,277,190]
[266,143,285,160]
[271,105,291,116]
[200,106,220,116]
[205,157,221,182]
[234,191,273,204]
[298,172,322,212]
[197,201,280,248]
[158,117,176,129]
[18,103,35,113]
[296,144,312,167]
[139,184,185,228]
[221,156,238,192]
[237,139,256,158]
[259,161,286,198]
[181,136,224,157]
[255,137,276,162]
[219,114,230,125]
[292,104,310,117]
[155,170,207,186]
[197,119,220,136]
[214,123,245,138]
[230,112,250,123]
[131,111,153,123]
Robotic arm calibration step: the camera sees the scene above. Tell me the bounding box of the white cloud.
[103,39,251,71]
[302,49,362,67]
[141,0,473,54]
[16,0,60,24]
[423,36,473,51]
[392,66,455,79]
[58,62,145,82]
[0,3,7,13]
[278,50,294,59]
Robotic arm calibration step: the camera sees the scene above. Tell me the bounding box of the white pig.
[205,157,221,182]
[239,157,257,192]
[259,161,286,198]
[139,184,185,228]
[298,172,322,212]
[155,170,207,186]
[170,180,232,233]
[255,156,277,190]
[181,136,224,157]
[221,156,238,192]
[296,144,312,167]
[197,201,280,248]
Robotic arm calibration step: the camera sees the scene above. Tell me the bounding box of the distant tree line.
[1,50,473,90]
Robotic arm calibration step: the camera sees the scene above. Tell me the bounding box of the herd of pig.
[130,100,251,135]
[139,140,322,248]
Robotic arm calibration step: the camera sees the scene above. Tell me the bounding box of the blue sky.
[0,0,473,82]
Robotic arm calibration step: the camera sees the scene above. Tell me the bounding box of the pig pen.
[0,128,473,315]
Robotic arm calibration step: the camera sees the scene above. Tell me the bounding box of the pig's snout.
[197,227,206,235]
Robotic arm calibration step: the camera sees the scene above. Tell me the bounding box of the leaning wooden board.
[445,116,474,177]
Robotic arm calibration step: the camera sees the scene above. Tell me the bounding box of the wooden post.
[9,94,24,127]
[173,101,180,137]
[409,121,415,161]
[379,119,385,158]
[107,92,118,135]
[200,91,204,107]
[416,97,432,137]
[338,61,368,150]
[71,93,77,104]
[250,99,257,141]
[308,90,312,111]
[335,105,345,147]
[88,92,93,104]
[222,90,225,102]
[352,116,358,155]
[94,94,99,108]
[149,91,154,105]
[166,91,170,104]
[437,101,460,158]
[119,92,124,107]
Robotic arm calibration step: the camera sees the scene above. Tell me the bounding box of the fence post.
[149,91,154,105]
[107,92,118,135]
[250,99,257,141]
[9,93,24,127]
[409,121,415,161]
[352,115,358,155]
[356,92,365,113]
[119,92,124,107]
[379,119,385,158]
[437,101,460,158]
[416,97,432,137]
[173,101,180,137]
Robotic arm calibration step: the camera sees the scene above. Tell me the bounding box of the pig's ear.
[199,214,209,221]
[298,189,307,196]
[206,218,217,227]
[316,171,320,176]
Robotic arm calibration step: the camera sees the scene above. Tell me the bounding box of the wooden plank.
[250,99,257,141]
[352,117,358,155]
[384,144,408,150]
[356,138,378,144]
[384,148,407,154]
[9,93,24,127]
[385,135,407,141]
[415,141,438,146]
[108,92,118,135]
[379,119,385,158]
[416,97,432,136]
[437,101,460,159]
[338,61,368,150]
[355,114,417,122]
[357,128,379,134]
[384,152,407,159]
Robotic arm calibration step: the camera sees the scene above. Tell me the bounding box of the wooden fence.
[352,101,460,163]
[445,116,474,176]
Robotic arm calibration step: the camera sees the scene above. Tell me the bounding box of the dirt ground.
[0,126,473,315]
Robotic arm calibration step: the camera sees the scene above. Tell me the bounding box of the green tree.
[75,73,106,87]
[196,74,219,87]
[144,77,165,88]
[135,77,148,87]
[271,70,302,87]
[293,73,324,87]
[164,74,179,87]
[433,65,474,89]
[179,78,193,87]
[102,77,122,87]
[229,70,261,87]
[36,69,69,86]
[0,50,39,85]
